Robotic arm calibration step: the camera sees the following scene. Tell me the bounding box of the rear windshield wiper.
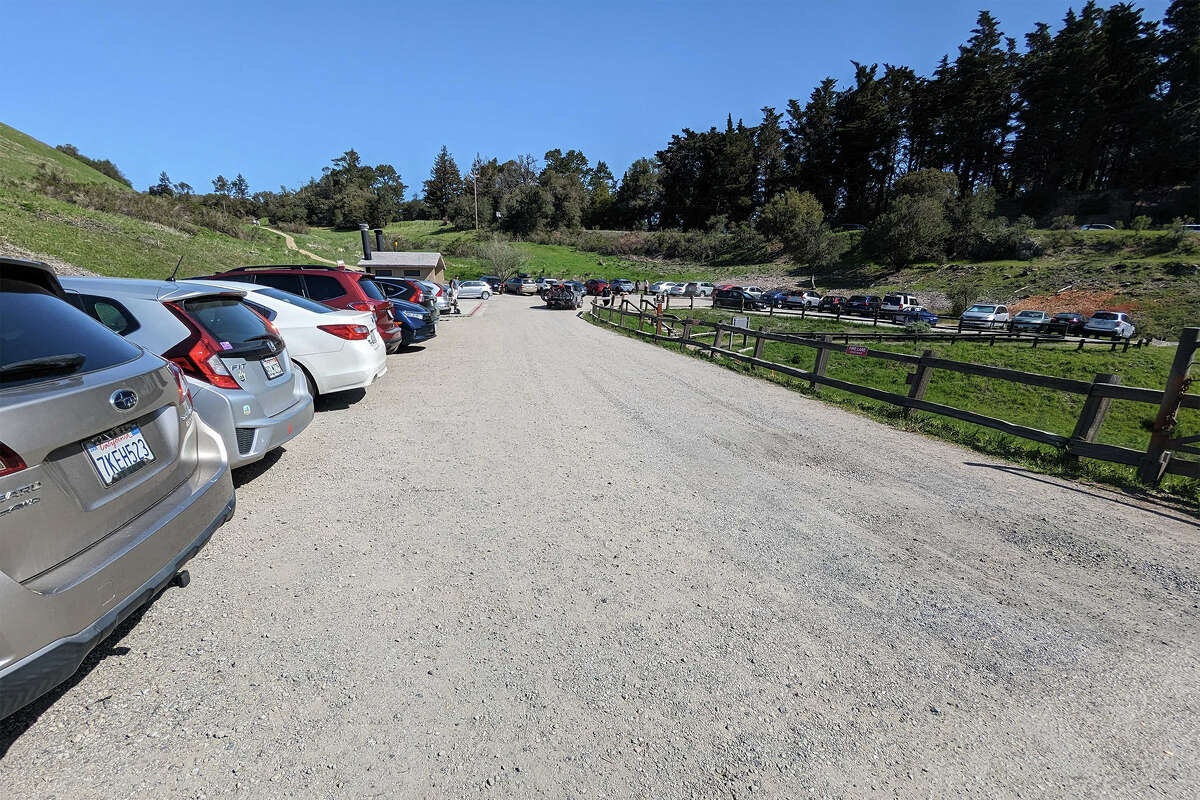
[0,353,86,381]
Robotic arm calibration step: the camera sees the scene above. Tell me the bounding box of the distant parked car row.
[962,304,1136,338]
[0,258,454,721]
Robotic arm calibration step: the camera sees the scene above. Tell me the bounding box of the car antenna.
[166,254,184,282]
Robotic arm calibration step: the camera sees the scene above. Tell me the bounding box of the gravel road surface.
[2,294,1197,798]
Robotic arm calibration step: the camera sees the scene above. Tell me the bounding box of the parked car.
[372,276,434,312]
[782,290,821,309]
[713,287,768,310]
[190,280,387,396]
[1008,310,1052,332]
[419,280,450,313]
[202,265,405,353]
[560,280,587,296]
[61,277,315,469]
[880,293,920,319]
[649,281,678,294]
[535,277,559,291]
[505,276,538,294]
[1183,224,1200,233]
[1083,310,1136,339]
[585,279,610,296]
[1044,312,1088,335]
[0,258,236,722]
[761,288,789,307]
[545,282,585,309]
[667,283,688,295]
[960,303,1011,329]
[741,286,766,297]
[844,295,882,316]
[389,298,437,346]
[456,280,492,299]
[1080,223,1116,230]
[689,282,715,297]
[610,278,635,294]
[818,295,846,313]
[893,306,940,326]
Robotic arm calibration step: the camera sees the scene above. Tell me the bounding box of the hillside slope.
[0,122,126,186]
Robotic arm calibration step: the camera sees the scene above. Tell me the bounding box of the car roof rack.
[226,264,343,272]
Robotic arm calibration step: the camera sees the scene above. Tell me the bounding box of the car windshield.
[358,279,386,301]
[1092,311,1119,320]
[255,287,335,314]
[1,286,141,388]
[968,305,996,313]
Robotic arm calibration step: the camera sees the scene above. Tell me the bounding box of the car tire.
[482,291,491,299]
[297,365,318,400]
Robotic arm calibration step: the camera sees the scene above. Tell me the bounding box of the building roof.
[358,252,444,268]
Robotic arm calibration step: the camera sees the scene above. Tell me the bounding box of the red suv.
[585,279,610,296]
[203,265,404,353]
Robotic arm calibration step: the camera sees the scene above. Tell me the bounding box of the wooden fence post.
[811,335,832,391]
[681,321,692,352]
[1068,373,1121,464]
[904,349,937,417]
[753,328,766,360]
[1139,327,1198,484]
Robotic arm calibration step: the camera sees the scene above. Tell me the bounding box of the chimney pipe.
[374,228,385,253]
[358,223,371,260]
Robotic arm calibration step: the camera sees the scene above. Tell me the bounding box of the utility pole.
[466,172,479,230]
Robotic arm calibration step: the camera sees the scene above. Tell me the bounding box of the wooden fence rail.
[590,300,1199,485]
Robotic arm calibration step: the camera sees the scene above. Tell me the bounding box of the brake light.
[348,301,374,312]
[0,441,26,477]
[317,324,371,340]
[162,303,240,389]
[166,361,194,420]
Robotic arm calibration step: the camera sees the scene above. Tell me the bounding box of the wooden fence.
[589,299,1199,485]
[623,292,1152,352]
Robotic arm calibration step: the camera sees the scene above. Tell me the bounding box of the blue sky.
[1,0,1171,196]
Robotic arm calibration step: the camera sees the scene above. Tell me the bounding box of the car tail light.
[318,324,371,340]
[0,441,26,477]
[348,301,373,312]
[162,302,241,389]
[166,360,194,420]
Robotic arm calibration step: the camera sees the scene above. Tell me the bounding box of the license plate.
[262,356,283,379]
[86,424,155,487]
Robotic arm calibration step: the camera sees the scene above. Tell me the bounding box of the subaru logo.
[110,389,138,412]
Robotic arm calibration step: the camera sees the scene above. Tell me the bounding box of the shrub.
[1130,215,1152,231]
[865,194,950,266]
[1049,214,1076,230]
[946,278,982,317]
[757,190,844,267]
[904,321,932,334]
[475,237,528,278]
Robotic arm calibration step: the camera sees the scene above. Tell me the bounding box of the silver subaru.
[61,277,315,469]
[0,258,235,720]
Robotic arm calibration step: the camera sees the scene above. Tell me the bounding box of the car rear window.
[1,284,141,389]
[883,295,902,304]
[357,278,386,301]
[304,274,346,301]
[182,297,270,345]
[253,273,304,295]
[255,287,334,314]
[1092,311,1118,320]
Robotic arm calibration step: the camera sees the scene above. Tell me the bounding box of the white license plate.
[262,356,283,379]
[86,425,155,487]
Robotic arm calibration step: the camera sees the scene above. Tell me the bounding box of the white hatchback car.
[193,280,388,397]
[1083,311,1136,339]
[456,280,492,299]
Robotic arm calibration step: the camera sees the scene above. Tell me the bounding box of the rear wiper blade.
[0,353,86,381]
[243,334,277,344]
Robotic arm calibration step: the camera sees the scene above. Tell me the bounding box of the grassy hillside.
[0,122,126,187]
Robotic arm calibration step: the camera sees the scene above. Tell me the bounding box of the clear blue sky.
[1,0,1171,196]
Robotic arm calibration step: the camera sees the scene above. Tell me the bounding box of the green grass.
[590,303,1199,506]
[0,187,304,277]
[0,122,126,187]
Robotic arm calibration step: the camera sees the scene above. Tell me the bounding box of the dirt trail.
[261,226,337,264]
[1,295,1197,798]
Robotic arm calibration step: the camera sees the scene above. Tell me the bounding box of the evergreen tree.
[211,175,231,196]
[586,160,616,227]
[148,171,174,196]
[754,107,788,205]
[613,158,660,230]
[784,78,841,214]
[422,145,464,220]
[1157,0,1200,189]
[231,173,250,199]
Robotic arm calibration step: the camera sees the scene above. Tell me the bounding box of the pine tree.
[754,106,788,205]
[231,173,250,199]
[422,145,464,221]
[212,175,231,196]
[149,171,174,196]
[1157,0,1200,188]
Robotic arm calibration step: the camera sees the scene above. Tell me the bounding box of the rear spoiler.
[0,257,66,299]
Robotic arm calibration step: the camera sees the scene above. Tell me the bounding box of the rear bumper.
[0,419,235,721]
[191,382,314,469]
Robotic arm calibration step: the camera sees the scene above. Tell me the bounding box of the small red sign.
[845,345,869,356]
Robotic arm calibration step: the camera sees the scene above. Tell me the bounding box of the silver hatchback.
[0,258,235,720]
[62,277,314,469]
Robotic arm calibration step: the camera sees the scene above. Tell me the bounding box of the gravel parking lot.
[2,293,1197,798]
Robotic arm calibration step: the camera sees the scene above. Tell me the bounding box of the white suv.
[1083,311,1135,339]
[881,292,920,320]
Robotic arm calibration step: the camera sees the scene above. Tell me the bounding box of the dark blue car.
[392,298,436,346]
[894,306,939,326]
[761,288,789,307]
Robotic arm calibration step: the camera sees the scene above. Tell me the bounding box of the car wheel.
[297,365,318,400]
[482,291,491,299]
